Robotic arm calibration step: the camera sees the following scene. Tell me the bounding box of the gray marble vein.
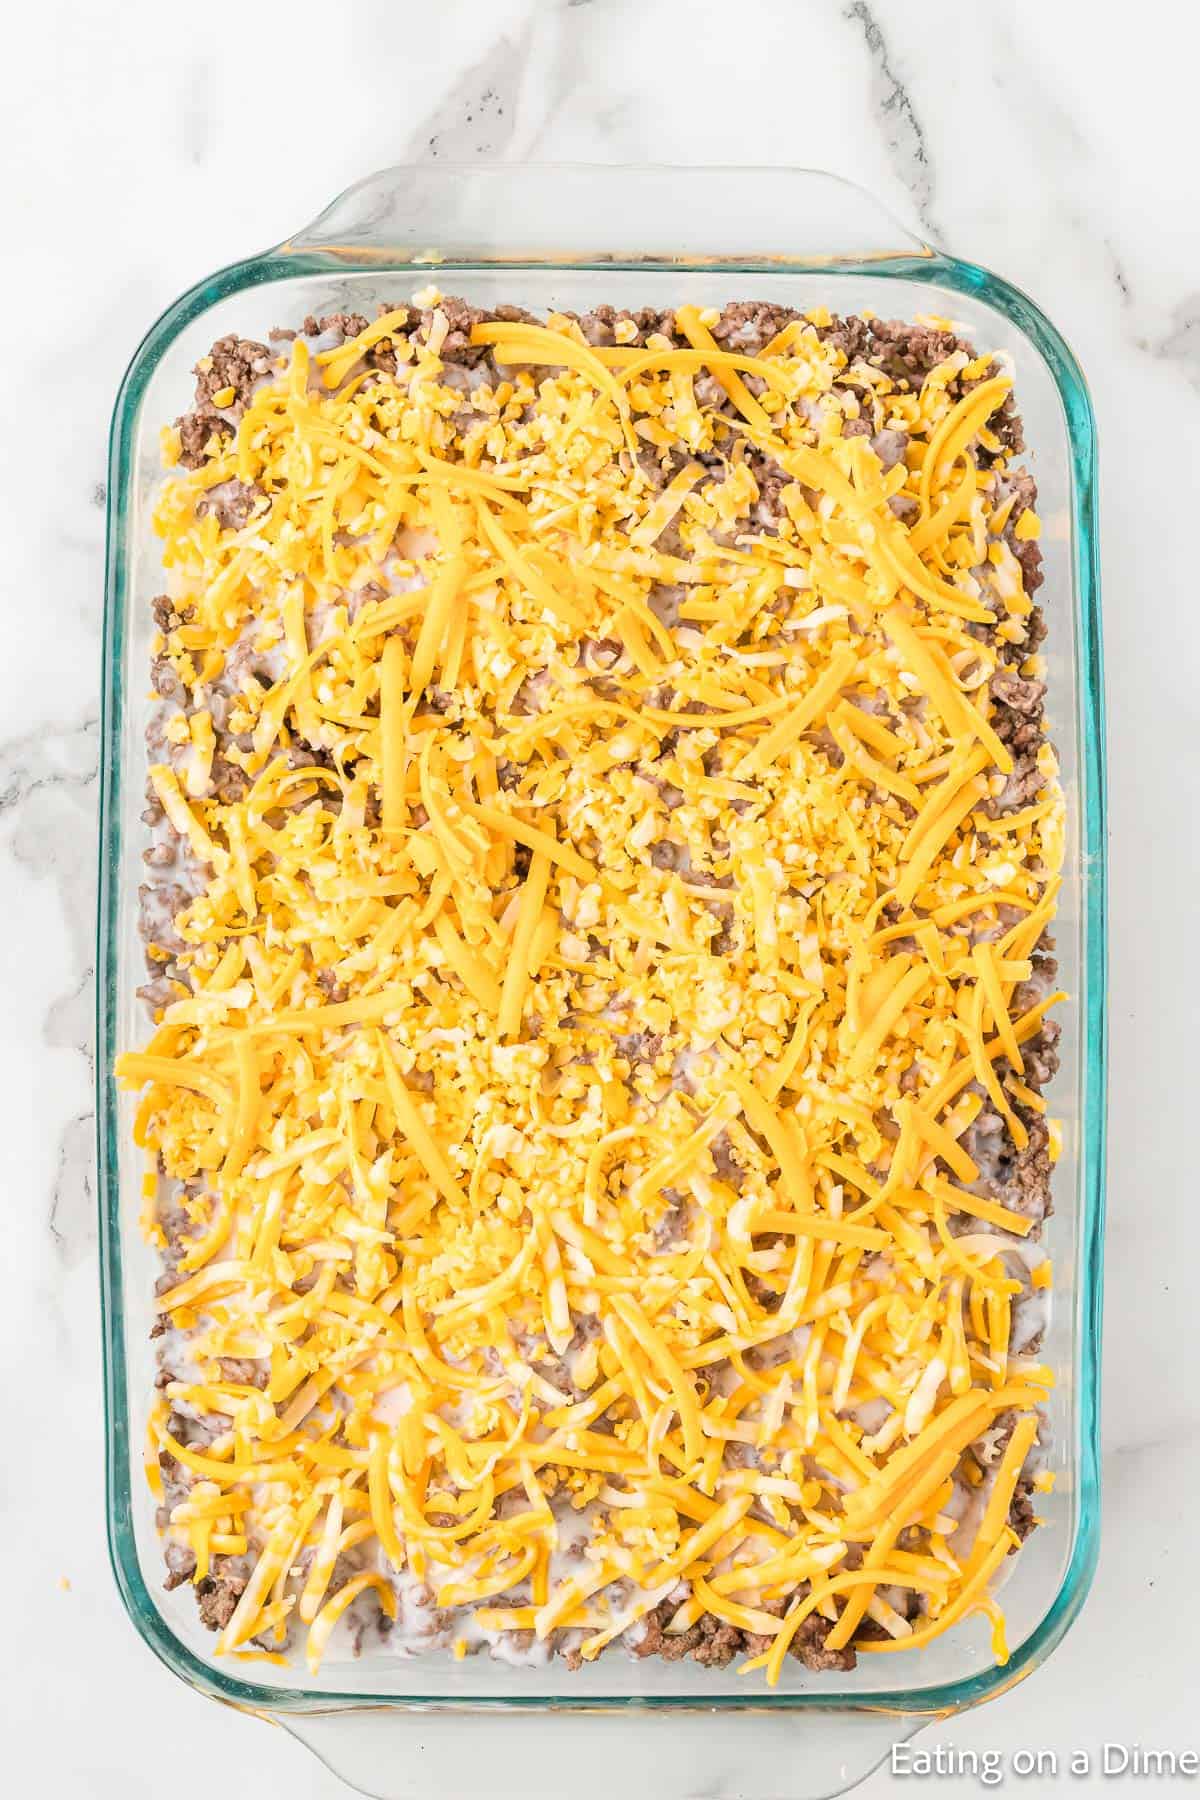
[0,716,97,816]
[49,1110,97,1269]
[2,717,99,968]
[1138,293,1200,387]
[44,965,95,1078]
[2,720,102,1272]
[404,25,534,162]
[1106,239,1132,304]
[842,1,942,242]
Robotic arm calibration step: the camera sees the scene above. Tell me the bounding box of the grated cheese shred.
[123,299,1062,1682]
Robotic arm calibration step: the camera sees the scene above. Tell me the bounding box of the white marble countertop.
[4,0,1197,1792]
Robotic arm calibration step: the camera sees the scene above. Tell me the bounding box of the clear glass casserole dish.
[98,165,1106,1800]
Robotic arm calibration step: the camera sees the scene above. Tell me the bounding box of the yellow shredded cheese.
[126,297,1062,1680]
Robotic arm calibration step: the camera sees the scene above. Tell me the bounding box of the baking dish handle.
[281,163,933,267]
[285,1706,921,1800]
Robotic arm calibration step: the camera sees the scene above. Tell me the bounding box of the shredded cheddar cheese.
[124,297,1062,1682]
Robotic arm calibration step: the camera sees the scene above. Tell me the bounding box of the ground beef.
[710,301,799,354]
[196,337,273,409]
[162,1542,197,1590]
[579,635,623,672]
[710,1129,743,1186]
[707,900,736,956]
[151,655,181,700]
[787,1615,859,1672]
[138,883,190,953]
[649,839,687,872]
[302,310,371,342]
[987,639,1050,813]
[210,755,249,804]
[978,388,1025,461]
[998,470,1045,595]
[511,669,553,716]
[972,1111,1054,1229]
[196,479,261,532]
[175,410,227,469]
[136,976,177,1009]
[573,304,673,349]
[818,319,1025,470]
[824,316,963,388]
[746,449,790,524]
[647,584,685,628]
[633,1603,740,1666]
[693,373,728,413]
[194,1572,246,1631]
[995,756,1044,813]
[615,1030,664,1067]
[1010,535,1043,596]
[1022,1018,1062,1089]
[814,313,873,366]
[991,668,1046,718]
[871,427,909,471]
[218,1357,268,1389]
[151,594,189,633]
[176,335,274,469]
[315,968,349,1005]
[419,297,494,365]
[1009,1476,1038,1543]
[285,742,335,771]
[1012,954,1060,1021]
[652,1191,691,1251]
[633,1599,856,1672]
[488,302,541,331]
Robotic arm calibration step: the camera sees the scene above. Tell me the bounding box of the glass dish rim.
[97,162,1107,1721]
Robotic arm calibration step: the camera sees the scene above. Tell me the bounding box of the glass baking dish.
[98,165,1106,1800]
